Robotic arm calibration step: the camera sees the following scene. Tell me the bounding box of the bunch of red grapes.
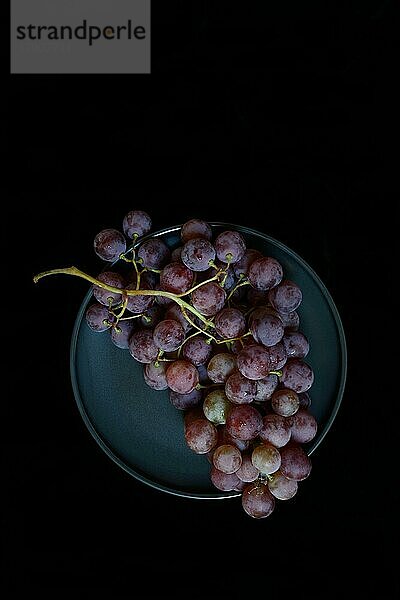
[82,210,317,518]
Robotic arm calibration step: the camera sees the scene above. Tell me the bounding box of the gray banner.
[11,0,150,74]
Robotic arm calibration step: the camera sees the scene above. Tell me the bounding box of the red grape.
[166,359,199,394]
[241,482,275,518]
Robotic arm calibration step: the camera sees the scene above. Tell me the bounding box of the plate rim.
[70,222,347,500]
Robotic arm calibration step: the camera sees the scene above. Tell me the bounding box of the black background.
[6,2,397,596]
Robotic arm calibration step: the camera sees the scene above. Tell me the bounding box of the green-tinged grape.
[268,470,298,500]
[251,443,281,475]
[203,389,231,425]
[207,353,236,383]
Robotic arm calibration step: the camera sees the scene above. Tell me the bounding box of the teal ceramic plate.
[70,223,347,499]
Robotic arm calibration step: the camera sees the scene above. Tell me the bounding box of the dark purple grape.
[181,238,216,272]
[128,329,158,363]
[182,335,213,366]
[213,444,242,474]
[85,303,113,332]
[268,279,303,314]
[110,319,135,349]
[233,249,263,278]
[214,308,246,339]
[267,342,287,370]
[137,238,171,270]
[206,353,237,383]
[185,418,218,454]
[280,359,314,393]
[143,361,169,390]
[271,388,300,417]
[259,413,291,447]
[282,331,310,359]
[236,344,271,380]
[170,387,202,410]
[290,409,318,443]
[250,310,284,348]
[123,210,152,239]
[235,453,260,483]
[225,404,263,441]
[94,229,126,262]
[279,310,300,331]
[166,359,199,394]
[225,371,257,404]
[268,470,298,500]
[153,319,185,352]
[210,466,240,492]
[280,444,312,481]
[181,219,212,243]
[160,262,194,295]
[215,230,246,264]
[191,282,226,317]
[254,374,279,401]
[241,482,275,518]
[248,257,283,291]
[93,271,125,306]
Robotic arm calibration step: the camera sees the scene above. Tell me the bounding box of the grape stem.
[180,304,253,347]
[195,382,221,391]
[33,266,215,328]
[227,278,250,301]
